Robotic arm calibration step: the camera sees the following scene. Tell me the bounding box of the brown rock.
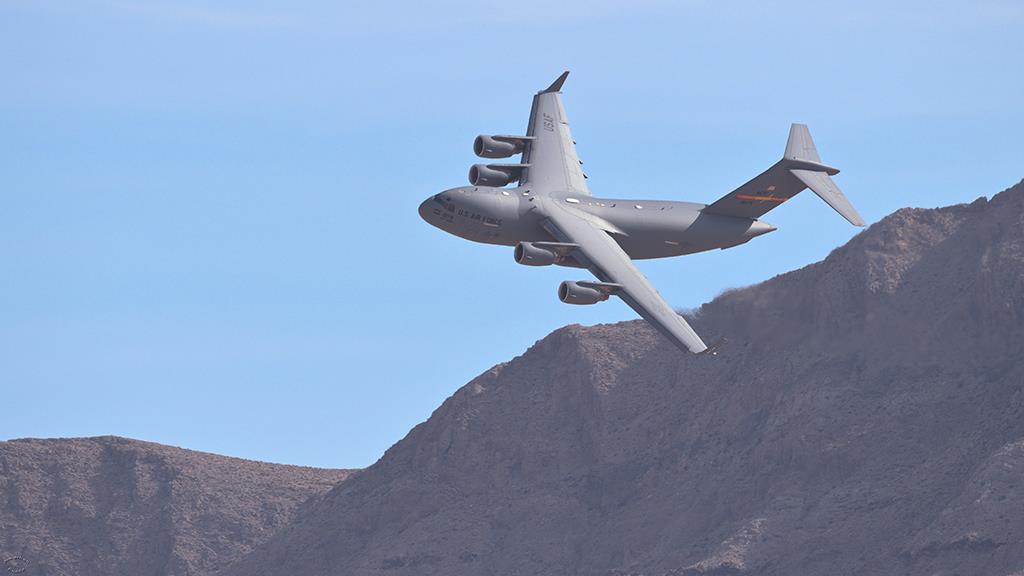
[7,179,1024,576]
[0,436,350,576]
[225,179,1024,576]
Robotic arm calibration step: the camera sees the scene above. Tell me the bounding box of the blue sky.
[1,0,1021,468]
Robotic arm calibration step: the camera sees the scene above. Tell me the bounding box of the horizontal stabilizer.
[790,169,865,226]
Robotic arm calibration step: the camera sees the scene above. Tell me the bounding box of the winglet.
[541,71,570,93]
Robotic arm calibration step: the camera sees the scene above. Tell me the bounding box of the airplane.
[418,71,864,354]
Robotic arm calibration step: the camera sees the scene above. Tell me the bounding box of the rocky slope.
[0,436,350,576]
[223,179,1024,576]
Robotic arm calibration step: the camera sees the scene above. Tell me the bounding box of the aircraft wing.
[542,199,709,354]
[520,72,591,195]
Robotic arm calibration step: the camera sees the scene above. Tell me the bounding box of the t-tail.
[702,123,865,227]
[782,124,864,226]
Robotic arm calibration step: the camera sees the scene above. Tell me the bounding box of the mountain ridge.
[3,179,1023,575]
[224,178,1024,576]
[0,435,351,576]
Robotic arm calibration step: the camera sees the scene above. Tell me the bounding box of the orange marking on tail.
[736,194,788,203]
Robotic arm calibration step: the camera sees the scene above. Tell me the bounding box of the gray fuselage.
[418,186,776,261]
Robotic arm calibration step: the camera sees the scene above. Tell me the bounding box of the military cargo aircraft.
[419,71,864,354]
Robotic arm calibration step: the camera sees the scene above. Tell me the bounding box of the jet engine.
[514,242,558,266]
[468,163,527,187]
[473,135,530,159]
[558,280,612,305]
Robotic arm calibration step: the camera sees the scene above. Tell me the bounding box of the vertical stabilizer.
[785,123,822,163]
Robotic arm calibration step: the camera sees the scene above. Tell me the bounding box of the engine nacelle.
[468,164,511,187]
[473,135,528,159]
[468,163,526,187]
[558,280,611,305]
[514,242,558,266]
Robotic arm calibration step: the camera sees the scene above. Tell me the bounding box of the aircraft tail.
[783,124,865,226]
[702,124,865,227]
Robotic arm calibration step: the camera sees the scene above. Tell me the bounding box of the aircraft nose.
[418,198,432,222]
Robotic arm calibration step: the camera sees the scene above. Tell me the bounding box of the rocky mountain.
[222,179,1024,576]
[5,181,1023,576]
[0,436,350,576]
